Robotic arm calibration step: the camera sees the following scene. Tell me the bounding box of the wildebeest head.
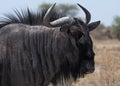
[43,3,100,78]
[74,4,100,76]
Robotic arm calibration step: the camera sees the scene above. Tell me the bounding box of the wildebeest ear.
[87,21,100,31]
[60,25,70,33]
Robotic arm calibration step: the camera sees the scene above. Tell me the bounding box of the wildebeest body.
[0,24,79,86]
[0,3,100,86]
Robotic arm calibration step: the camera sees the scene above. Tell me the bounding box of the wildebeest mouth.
[86,68,95,74]
[80,68,95,78]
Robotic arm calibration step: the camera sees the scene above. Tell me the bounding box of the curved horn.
[43,3,56,27]
[50,16,74,26]
[43,3,75,27]
[77,3,91,24]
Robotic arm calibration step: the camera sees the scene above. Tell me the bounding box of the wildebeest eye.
[70,29,83,40]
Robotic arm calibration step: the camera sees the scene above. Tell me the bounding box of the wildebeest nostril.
[86,63,95,73]
[86,67,95,73]
[89,67,95,72]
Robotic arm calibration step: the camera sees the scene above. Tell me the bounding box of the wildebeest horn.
[43,3,74,27]
[50,16,74,26]
[77,3,91,24]
[43,3,56,27]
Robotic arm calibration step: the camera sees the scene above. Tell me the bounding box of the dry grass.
[74,39,120,86]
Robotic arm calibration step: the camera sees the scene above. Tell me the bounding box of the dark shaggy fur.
[0,9,66,28]
[0,24,79,86]
[0,8,97,86]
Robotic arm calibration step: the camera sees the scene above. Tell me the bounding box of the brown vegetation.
[90,27,112,40]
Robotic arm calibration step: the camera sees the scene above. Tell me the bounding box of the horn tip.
[77,3,82,7]
[51,3,56,9]
[98,21,101,24]
[53,3,56,6]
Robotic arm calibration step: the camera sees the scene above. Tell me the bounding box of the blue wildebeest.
[0,3,100,86]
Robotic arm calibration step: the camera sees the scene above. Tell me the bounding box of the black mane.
[0,8,66,28]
